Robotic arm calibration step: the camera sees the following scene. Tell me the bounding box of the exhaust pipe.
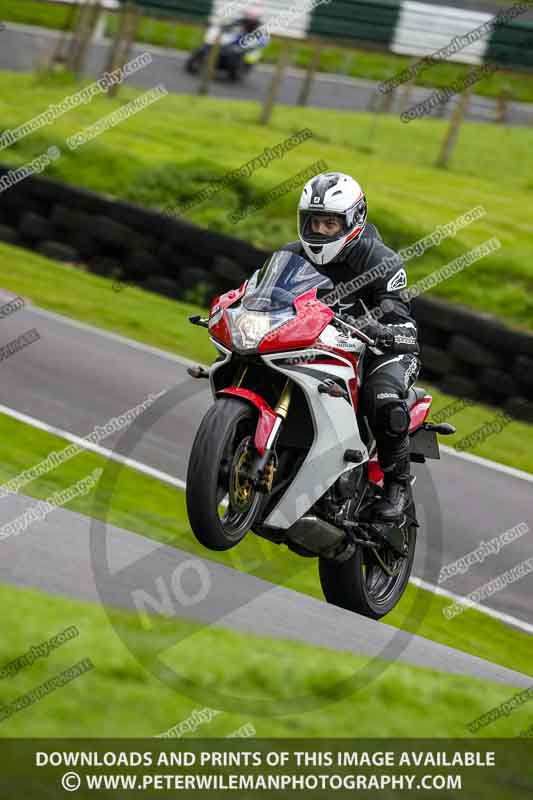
[285,514,348,558]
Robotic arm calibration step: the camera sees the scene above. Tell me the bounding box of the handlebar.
[333,315,375,346]
[189,315,209,329]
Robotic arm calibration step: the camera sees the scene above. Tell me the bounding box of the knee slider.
[378,401,410,438]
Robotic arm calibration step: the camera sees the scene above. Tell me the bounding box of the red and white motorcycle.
[186,250,453,618]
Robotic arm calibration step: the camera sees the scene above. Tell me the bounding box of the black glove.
[340,312,418,354]
[339,314,394,350]
[352,317,395,351]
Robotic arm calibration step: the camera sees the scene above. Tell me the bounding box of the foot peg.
[424,422,456,435]
[187,365,209,379]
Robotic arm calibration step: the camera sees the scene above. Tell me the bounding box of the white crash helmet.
[297,172,367,266]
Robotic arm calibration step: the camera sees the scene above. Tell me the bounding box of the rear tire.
[318,515,417,620]
[185,52,203,74]
[186,398,264,551]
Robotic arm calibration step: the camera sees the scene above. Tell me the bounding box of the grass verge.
[0,581,531,739]
[0,71,532,329]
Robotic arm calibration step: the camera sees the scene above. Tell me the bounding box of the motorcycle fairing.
[260,352,369,530]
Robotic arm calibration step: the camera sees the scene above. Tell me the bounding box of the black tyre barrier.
[413,296,533,358]
[416,322,450,350]
[419,344,455,377]
[440,375,481,401]
[87,255,120,276]
[213,254,247,286]
[109,200,172,239]
[411,296,464,333]
[18,212,55,243]
[68,230,100,260]
[0,224,18,244]
[50,204,92,233]
[478,368,518,401]
[180,266,212,289]
[448,333,503,369]
[155,242,188,278]
[142,276,182,299]
[23,174,104,214]
[512,355,533,396]
[450,359,480,381]
[124,249,160,281]
[504,396,533,424]
[0,194,42,226]
[91,216,133,249]
[38,241,79,263]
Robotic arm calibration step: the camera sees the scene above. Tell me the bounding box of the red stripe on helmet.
[344,226,363,244]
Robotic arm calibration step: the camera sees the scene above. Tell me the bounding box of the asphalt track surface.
[2,23,533,126]
[0,291,532,648]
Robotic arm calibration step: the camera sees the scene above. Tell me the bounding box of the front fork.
[248,378,293,493]
[190,357,294,493]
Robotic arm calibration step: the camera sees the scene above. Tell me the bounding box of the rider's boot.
[373,441,411,524]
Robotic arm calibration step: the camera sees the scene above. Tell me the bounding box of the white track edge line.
[0,403,186,491]
[410,577,533,637]
[0,403,532,636]
[439,444,533,484]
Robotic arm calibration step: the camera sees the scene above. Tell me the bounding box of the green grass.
[5,0,533,103]
[1,243,533,688]
[0,0,70,30]
[0,583,531,741]
[0,70,532,330]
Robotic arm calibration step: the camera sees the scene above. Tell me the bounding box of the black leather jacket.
[282,222,419,356]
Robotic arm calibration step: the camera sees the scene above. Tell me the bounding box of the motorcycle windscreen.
[245,250,333,310]
[226,251,334,352]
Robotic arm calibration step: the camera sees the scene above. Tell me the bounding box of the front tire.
[318,516,417,620]
[186,398,264,551]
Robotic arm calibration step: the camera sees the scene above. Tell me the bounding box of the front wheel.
[318,517,417,620]
[186,398,264,551]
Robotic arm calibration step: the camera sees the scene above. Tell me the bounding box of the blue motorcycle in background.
[185,15,269,82]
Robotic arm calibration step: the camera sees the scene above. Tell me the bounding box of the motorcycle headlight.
[233,311,271,350]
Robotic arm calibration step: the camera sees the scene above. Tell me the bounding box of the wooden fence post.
[435,83,473,169]
[259,38,290,125]
[198,34,221,95]
[297,44,321,107]
[71,1,102,78]
[105,1,140,98]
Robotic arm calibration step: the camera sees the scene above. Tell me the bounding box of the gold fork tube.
[275,379,293,419]
[235,366,248,388]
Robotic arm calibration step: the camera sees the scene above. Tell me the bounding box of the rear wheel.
[185,51,203,74]
[318,511,417,620]
[186,398,264,551]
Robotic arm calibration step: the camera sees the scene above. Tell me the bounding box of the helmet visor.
[298,209,350,245]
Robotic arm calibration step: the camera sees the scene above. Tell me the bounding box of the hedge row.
[0,167,531,423]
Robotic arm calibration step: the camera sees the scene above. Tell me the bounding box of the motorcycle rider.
[188,8,268,81]
[282,172,421,523]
